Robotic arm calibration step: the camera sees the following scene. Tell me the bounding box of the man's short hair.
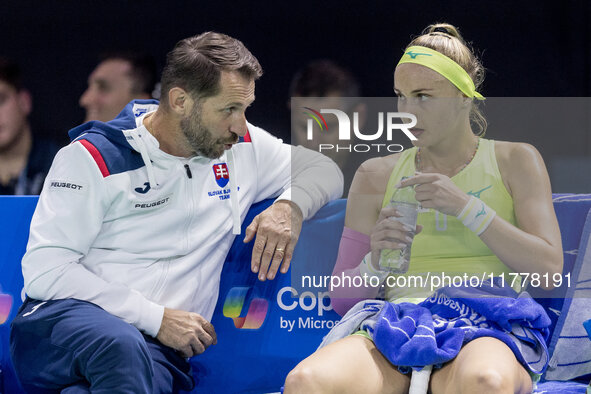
[0,57,23,91]
[289,59,360,98]
[160,32,263,104]
[100,52,157,96]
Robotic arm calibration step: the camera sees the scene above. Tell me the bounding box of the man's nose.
[79,87,94,108]
[230,112,248,137]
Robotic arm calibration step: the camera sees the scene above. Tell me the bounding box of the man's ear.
[352,102,367,128]
[17,89,32,116]
[167,87,193,116]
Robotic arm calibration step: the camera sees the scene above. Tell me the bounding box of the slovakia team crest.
[212,163,230,188]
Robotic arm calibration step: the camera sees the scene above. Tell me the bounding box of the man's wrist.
[274,199,303,219]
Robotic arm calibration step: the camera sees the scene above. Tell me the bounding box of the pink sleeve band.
[329,227,379,316]
[335,227,370,270]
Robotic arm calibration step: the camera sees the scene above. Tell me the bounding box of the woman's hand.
[370,205,422,269]
[400,173,470,216]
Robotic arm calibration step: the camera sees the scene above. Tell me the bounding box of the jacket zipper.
[184,164,193,178]
[183,161,194,253]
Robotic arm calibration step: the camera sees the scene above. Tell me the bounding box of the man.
[11,33,342,392]
[289,59,365,195]
[0,57,59,194]
[79,52,157,122]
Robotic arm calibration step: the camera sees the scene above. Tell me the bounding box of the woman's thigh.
[284,334,410,394]
[429,337,533,394]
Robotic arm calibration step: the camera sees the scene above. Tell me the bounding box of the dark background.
[2,0,591,190]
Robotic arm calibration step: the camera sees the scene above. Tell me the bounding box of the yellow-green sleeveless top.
[382,138,518,300]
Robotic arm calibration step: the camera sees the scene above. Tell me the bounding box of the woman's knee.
[284,336,411,394]
[432,337,532,394]
[284,363,327,393]
[458,366,514,393]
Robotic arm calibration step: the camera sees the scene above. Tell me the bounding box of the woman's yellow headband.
[397,45,485,100]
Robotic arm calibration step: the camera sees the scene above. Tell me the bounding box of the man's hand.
[243,200,303,281]
[156,308,217,358]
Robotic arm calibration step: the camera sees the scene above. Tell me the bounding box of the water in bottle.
[379,179,419,273]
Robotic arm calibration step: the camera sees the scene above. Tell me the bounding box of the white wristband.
[359,252,389,282]
[456,195,496,235]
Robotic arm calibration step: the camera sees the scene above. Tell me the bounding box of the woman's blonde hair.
[406,23,487,136]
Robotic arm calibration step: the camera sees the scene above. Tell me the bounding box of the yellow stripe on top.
[382,138,519,301]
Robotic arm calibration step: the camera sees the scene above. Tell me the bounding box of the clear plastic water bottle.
[379,178,419,273]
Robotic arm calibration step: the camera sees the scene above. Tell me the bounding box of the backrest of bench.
[1,195,590,392]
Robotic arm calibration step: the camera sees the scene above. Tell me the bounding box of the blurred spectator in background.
[0,58,59,195]
[289,59,365,196]
[80,52,157,123]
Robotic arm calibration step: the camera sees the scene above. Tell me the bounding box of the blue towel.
[544,209,591,381]
[319,279,551,375]
[533,380,589,393]
[370,280,550,374]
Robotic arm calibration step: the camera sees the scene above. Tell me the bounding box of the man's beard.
[180,106,238,159]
